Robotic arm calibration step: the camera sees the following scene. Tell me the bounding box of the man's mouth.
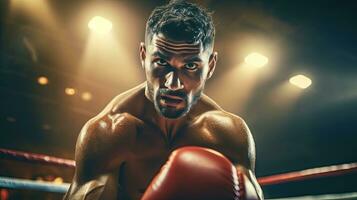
[160,94,184,107]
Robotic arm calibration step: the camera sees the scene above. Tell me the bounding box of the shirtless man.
[64,1,263,199]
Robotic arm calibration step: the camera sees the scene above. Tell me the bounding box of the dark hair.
[146,0,215,50]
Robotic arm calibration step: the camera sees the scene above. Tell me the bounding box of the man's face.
[140,33,217,119]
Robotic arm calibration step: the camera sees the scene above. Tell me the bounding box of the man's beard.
[149,84,203,119]
[155,87,187,119]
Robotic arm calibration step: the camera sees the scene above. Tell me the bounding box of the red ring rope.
[1,148,356,185]
[258,162,357,186]
[0,148,75,168]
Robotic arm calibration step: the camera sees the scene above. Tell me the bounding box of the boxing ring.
[1,148,357,199]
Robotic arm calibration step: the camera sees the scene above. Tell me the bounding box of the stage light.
[37,76,49,85]
[289,75,312,89]
[65,87,76,96]
[88,16,112,34]
[81,92,92,101]
[245,53,268,67]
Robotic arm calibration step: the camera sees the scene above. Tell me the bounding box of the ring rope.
[258,162,357,186]
[1,176,357,200]
[0,176,69,193]
[268,192,357,200]
[0,148,75,168]
[1,148,357,185]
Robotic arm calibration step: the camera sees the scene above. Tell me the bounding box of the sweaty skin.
[64,35,263,200]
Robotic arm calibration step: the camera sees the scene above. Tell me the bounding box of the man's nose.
[164,71,184,91]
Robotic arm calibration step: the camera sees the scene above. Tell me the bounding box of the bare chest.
[118,125,233,200]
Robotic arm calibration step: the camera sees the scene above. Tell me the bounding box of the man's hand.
[141,146,261,200]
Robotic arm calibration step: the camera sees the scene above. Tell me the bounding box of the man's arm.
[190,110,264,199]
[230,115,264,200]
[64,173,118,200]
[64,113,135,200]
[203,111,264,199]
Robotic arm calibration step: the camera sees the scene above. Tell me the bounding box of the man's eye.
[154,59,168,66]
[184,63,198,71]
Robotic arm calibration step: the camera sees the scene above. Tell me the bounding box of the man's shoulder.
[191,110,252,148]
[77,83,147,151]
[193,110,248,134]
[84,112,139,135]
[191,110,256,168]
[77,112,141,151]
[74,112,140,178]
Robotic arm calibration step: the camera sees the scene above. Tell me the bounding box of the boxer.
[64,0,263,199]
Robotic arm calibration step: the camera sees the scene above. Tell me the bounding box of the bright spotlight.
[245,53,268,67]
[37,76,49,85]
[65,87,76,96]
[289,75,312,89]
[88,16,112,34]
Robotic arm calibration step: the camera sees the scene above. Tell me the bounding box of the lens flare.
[81,92,92,101]
[37,76,49,85]
[65,87,76,96]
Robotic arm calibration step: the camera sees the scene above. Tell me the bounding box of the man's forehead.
[150,34,203,55]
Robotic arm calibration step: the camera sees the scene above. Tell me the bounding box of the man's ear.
[207,51,218,79]
[139,42,146,69]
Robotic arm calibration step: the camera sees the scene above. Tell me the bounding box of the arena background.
[0,0,356,199]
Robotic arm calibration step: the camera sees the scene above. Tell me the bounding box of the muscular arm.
[200,111,264,199]
[64,113,136,200]
[230,115,264,200]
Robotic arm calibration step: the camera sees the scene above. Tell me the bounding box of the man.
[64,0,263,199]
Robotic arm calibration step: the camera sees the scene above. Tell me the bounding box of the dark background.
[1,0,356,199]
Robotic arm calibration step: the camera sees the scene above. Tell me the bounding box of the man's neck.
[156,114,187,140]
[144,85,186,141]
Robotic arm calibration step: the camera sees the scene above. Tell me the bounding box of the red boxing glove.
[141,146,259,200]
